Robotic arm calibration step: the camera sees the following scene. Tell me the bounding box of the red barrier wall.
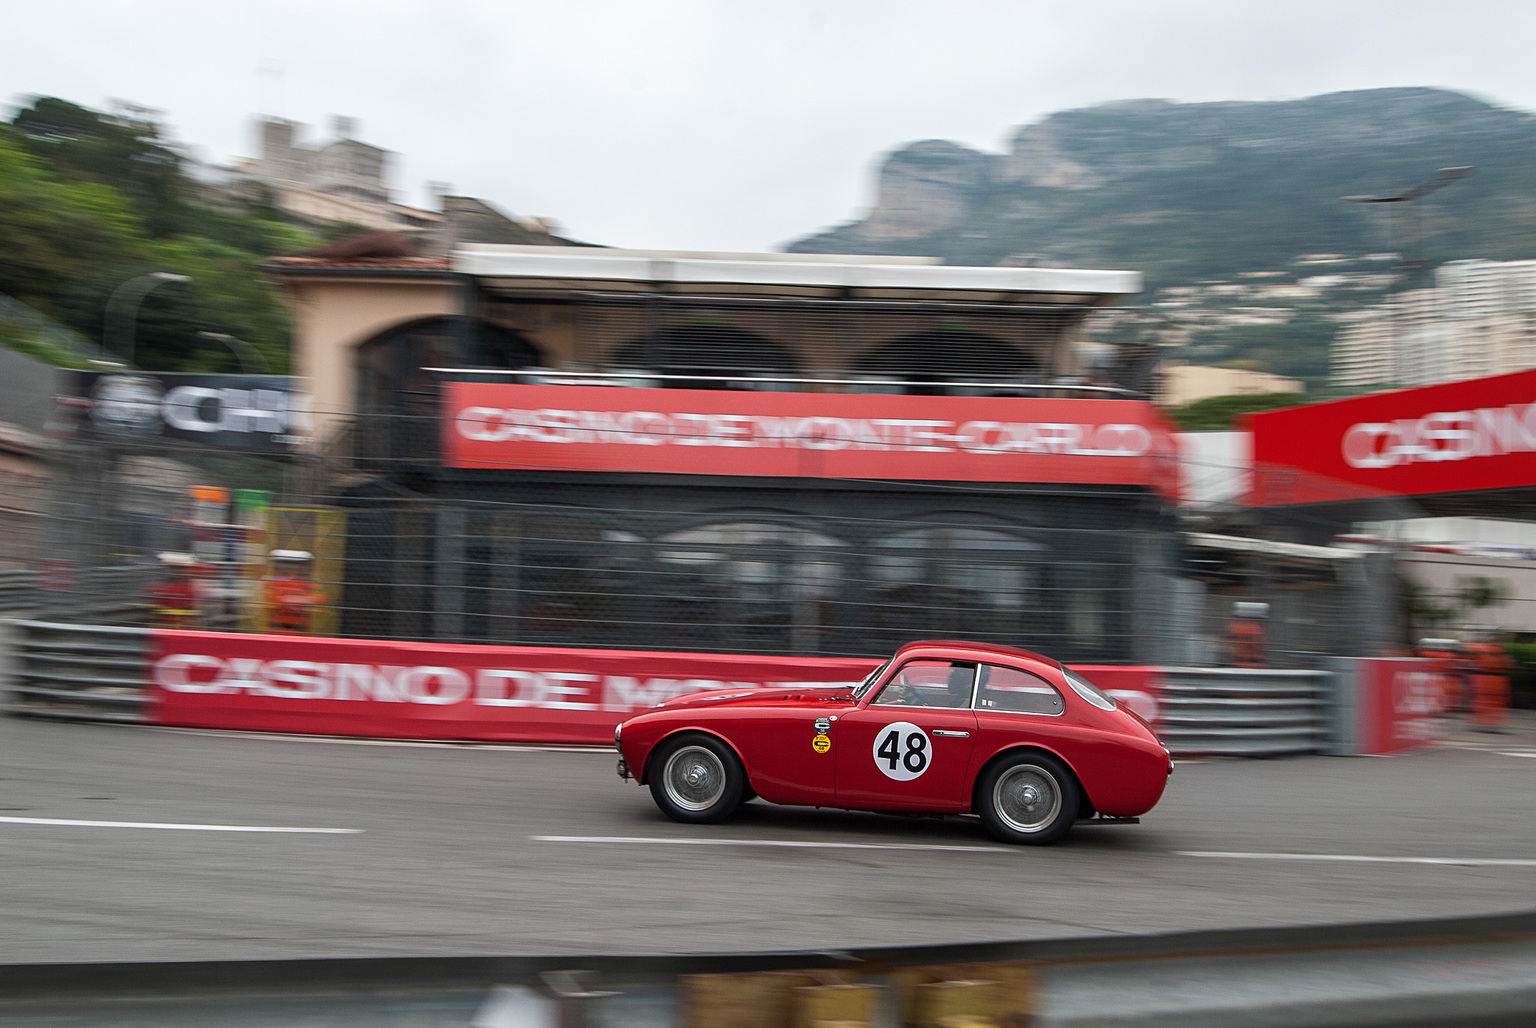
[148,632,1167,745]
[1356,657,1446,755]
[148,631,879,744]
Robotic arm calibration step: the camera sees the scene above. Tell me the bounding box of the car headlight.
[614,722,623,747]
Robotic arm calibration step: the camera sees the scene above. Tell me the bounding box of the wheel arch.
[969,743,1093,815]
[638,726,747,787]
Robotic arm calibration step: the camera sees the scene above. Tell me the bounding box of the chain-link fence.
[3,400,1413,668]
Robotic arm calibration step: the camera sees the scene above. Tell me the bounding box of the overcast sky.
[6,1,1536,252]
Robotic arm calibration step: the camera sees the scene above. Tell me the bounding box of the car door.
[835,659,978,811]
[971,661,1070,760]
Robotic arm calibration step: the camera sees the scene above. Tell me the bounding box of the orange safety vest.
[265,573,324,633]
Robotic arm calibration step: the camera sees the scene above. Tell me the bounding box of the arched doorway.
[354,316,542,462]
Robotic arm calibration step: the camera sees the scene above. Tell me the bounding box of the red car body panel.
[617,641,1170,820]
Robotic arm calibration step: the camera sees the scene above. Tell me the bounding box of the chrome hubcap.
[663,745,726,811]
[994,765,1061,833]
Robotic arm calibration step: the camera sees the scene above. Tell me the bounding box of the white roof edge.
[1186,532,1361,561]
[451,245,1143,297]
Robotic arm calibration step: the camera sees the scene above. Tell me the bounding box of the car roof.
[890,639,1063,670]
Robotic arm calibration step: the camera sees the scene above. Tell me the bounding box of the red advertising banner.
[148,631,879,744]
[1247,368,1536,506]
[442,383,1179,495]
[147,631,1166,745]
[1356,657,1445,755]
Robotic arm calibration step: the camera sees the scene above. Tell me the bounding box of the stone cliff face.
[785,88,1536,277]
[857,140,996,240]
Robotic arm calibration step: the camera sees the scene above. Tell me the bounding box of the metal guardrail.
[0,569,39,614]
[3,619,149,723]
[1157,667,1331,756]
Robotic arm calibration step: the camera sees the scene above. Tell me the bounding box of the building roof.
[452,244,1142,303]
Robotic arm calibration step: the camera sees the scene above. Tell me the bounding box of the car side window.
[976,664,1065,716]
[872,660,976,709]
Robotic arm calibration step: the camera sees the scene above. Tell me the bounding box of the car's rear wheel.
[977,752,1079,845]
[649,734,745,824]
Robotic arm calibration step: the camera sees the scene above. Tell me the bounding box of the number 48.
[878,729,928,773]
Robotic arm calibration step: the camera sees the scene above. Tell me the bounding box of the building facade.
[263,247,1181,664]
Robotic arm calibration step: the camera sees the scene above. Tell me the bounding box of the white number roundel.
[872,722,930,781]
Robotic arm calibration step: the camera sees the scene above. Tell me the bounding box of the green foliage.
[0,316,93,370]
[1166,392,1306,430]
[2,95,306,373]
[12,96,187,238]
[1507,642,1536,709]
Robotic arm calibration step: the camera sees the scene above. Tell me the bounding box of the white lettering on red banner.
[151,654,800,714]
[455,406,1154,458]
[1342,401,1536,469]
[439,383,1179,495]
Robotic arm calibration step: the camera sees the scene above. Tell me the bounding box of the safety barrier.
[1154,667,1331,756]
[3,620,149,723]
[6,622,1343,756]
[3,910,1534,1026]
[0,569,38,614]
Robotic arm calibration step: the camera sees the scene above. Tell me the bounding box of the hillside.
[786,88,1536,286]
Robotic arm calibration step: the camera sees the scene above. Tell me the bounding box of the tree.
[1167,392,1306,430]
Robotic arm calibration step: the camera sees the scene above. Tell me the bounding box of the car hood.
[655,684,857,711]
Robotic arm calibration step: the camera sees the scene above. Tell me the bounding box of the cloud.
[6,0,1535,251]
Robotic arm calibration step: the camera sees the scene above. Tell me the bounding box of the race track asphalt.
[2,712,1535,963]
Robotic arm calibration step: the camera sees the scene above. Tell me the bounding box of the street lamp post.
[197,331,272,374]
[1343,167,1473,386]
[102,271,191,368]
[1343,166,1474,282]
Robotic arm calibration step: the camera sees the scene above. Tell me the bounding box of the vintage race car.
[615,640,1172,844]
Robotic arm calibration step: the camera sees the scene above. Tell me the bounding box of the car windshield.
[852,660,890,700]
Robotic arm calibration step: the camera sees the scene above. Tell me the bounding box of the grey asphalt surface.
[2,712,1535,964]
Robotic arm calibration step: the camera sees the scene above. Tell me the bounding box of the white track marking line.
[1180,850,1536,868]
[0,816,360,834]
[1498,751,1536,759]
[534,834,1008,853]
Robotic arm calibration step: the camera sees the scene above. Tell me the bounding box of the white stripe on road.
[1180,850,1536,868]
[534,834,1008,853]
[0,816,360,834]
[1498,751,1536,759]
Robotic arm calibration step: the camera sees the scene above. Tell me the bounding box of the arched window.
[610,323,798,389]
[853,328,1045,395]
[652,520,843,652]
[864,524,1045,646]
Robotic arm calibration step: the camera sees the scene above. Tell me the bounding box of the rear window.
[976,664,1064,716]
[1064,669,1117,711]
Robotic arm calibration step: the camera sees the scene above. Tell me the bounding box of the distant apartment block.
[1331,260,1536,389]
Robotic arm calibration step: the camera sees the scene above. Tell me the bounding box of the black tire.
[976,752,1079,845]
[647,734,746,824]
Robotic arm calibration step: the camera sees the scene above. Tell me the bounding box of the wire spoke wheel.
[662,745,727,812]
[979,754,1077,844]
[993,765,1061,833]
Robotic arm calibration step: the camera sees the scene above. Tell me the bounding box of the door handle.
[932,729,971,738]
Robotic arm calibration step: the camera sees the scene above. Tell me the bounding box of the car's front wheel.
[977,752,1079,845]
[648,734,745,824]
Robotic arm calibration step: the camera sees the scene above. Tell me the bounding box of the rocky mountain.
[785,88,1536,287]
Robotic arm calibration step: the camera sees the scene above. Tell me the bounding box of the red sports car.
[615,640,1171,844]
